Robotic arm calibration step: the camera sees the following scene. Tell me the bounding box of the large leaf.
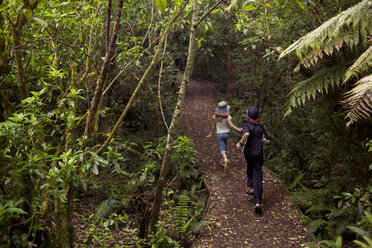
[156,0,167,14]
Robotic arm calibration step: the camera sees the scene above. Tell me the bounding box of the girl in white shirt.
[206,101,242,171]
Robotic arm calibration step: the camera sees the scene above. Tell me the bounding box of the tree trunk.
[11,0,41,100]
[96,1,189,156]
[149,0,198,233]
[83,0,123,138]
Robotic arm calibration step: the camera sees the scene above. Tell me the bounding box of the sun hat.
[216,101,230,113]
[247,107,259,119]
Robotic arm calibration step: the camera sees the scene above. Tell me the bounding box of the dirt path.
[179,80,312,248]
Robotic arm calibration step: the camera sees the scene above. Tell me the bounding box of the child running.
[206,101,242,171]
[236,107,270,215]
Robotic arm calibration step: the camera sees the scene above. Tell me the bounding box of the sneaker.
[246,187,253,195]
[224,159,230,172]
[254,204,262,215]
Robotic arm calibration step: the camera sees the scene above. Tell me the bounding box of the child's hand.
[205,134,212,139]
[239,128,243,133]
[236,142,241,148]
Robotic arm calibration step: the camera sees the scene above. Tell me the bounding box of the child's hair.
[215,111,229,121]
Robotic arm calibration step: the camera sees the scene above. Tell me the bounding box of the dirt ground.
[179,80,313,248]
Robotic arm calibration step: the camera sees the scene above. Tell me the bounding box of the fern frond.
[291,190,315,208]
[345,46,372,81]
[348,226,371,239]
[279,0,372,61]
[305,203,331,215]
[289,173,305,190]
[284,64,346,118]
[308,218,328,234]
[354,237,372,248]
[342,74,372,127]
[173,191,191,234]
[184,216,212,236]
[95,199,126,223]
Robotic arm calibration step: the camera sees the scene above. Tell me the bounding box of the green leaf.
[0,3,9,12]
[24,9,32,19]
[295,0,305,9]
[93,164,98,175]
[31,17,48,28]
[8,207,27,215]
[156,0,167,14]
[211,9,219,14]
[244,5,257,11]
[265,3,272,8]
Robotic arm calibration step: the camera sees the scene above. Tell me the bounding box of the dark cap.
[247,107,259,119]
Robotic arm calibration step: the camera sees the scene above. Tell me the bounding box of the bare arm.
[205,121,215,138]
[227,119,243,133]
[236,132,250,148]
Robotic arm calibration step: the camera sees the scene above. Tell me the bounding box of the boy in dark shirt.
[236,107,270,215]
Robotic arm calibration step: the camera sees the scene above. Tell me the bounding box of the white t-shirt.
[214,115,232,134]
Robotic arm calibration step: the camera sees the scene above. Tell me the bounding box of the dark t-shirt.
[242,122,269,156]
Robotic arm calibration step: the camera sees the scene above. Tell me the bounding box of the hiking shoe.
[246,188,254,195]
[224,159,230,172]
[254,204,262,215]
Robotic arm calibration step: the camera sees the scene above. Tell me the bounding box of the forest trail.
[179,80,312,248]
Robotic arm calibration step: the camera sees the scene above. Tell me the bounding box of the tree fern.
[279,0,372,61]
[280,0,372,125]
[345,46,372,81]
[342,74,372,127]
[284,64,346,117]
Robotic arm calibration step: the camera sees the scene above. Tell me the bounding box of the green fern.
[280,0,372,125]
[284,64,346,117]
[342,74,372,127]
[279,0,372,61]
[348,211,372,248]
[320,236,343,248]
[94,198,127,223]
[289,173,305,190]
[345,46,372,81]
[306,203,331,215]
[354,237,372,248]
[173,191,191,235]
[309,218,328,234]
[291,186,317,208]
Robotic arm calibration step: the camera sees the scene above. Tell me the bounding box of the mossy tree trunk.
[0,0,15,119]
[83,0,123,138]
[10,0,41,100]
[149,0,198,233]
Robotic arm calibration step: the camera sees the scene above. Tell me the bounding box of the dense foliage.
[0,0,371,247]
